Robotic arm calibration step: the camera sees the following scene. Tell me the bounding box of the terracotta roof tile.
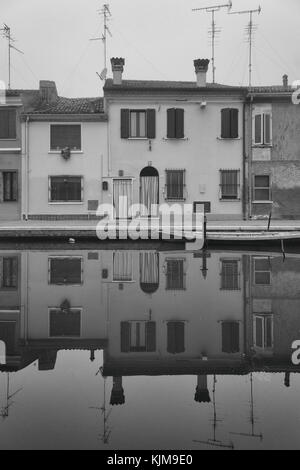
[30,96,105,115]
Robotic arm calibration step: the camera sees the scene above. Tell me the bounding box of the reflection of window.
[166,259,186,291]
[167,322,185,354]
[120,321,156,353]
[254,315,273,350]
[221,260,240,291]
[1,257,18,289]
[113,252,133,282]
[2,172,18,202]
[49,258,83,285]
[0,322,17,356]
[49,309,81,338]
[254,258,271,285]
[140,252,159,294]
[222,322,240,354]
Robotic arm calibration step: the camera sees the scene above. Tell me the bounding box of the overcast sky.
[0,0,299,97]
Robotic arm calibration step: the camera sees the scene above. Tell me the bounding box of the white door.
[113,179,133,219]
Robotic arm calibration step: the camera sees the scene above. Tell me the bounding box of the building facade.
[21,81,108,220]
[101,58,247,221]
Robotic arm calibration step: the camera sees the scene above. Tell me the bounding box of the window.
[254,257,271,285]
[1,257,18,289]
[2,172,18,202]
[221,108,239,139]
[254,175,271,201]
[50,124,81,151]
[49,258,83,285]
[121,109,156,139]
[113,252,133,282]
[254,112,272,145]
[49,309,81,338]
[167,108,184,139]
[165,170,185,200]
[121,321,156,353]
[166,259,186,290]
[167,322,185,354]
[220,170,240,200]
[0,109,16,139]
[254,315,273,349]
[221,260,240,291]
[222,322,240,354]
[49,176,83,202]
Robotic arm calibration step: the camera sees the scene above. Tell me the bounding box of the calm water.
[1,243,300,450]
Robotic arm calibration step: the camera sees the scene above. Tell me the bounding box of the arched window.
[140,167,159,216]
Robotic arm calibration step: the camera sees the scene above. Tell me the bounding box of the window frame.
[2,171,18,202]
[253,174,272,203]
[220,258,241,291]
[220,108,239,140]
[0,108,17,140]
[48,256,83,286]
[129,110,147,139]
[49,123,82,153]
[253,257,272,286]
[219,169,240,201]
[48,307,82,339]
[165,169,186,201]
[165,258,186,291]
[253,111,273,147]
[253,314,274,350]
[1,256,18,291]
[48,176,84,204]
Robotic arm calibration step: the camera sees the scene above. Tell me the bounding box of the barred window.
[254,175,271,201]
[165,170,185,200]
[166,259,186,291]
[220,170,240,200]
[220,260,240,291]
[2,171,18,202]
[49,176,83,202]
[50,125,81,151]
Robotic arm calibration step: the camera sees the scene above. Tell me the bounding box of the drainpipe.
[242,102,247,221]
[25,117,30,220]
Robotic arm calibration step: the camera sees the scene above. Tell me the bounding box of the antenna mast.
[0,24,24,89]
[229,6,262,87]
[91,4,112,81]
[192,1,232,83]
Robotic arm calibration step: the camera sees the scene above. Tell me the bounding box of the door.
[113,179,133,219]
[140,167,159,217]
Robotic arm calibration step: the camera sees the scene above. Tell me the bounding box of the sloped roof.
[104,78,247,93]
[30,96,105,115]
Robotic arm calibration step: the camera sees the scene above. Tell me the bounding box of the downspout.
[25,116,30,220]
[242,101,247,221]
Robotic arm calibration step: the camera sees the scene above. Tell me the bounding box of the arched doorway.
[140,252,159,295]
[140,167,159,217]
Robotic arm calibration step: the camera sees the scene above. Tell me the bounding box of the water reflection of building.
[1,248,300,402]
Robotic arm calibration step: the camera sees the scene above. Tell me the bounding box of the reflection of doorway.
[113,179,133,219]
[140,167,159,217]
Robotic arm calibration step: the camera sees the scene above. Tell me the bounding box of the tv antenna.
[90,4,112,81]
[193,376,234,450]
[229,6,262,87]
[1,373,23,419]
[0,24,24,89]
[90,367,113,445]
[192,1,232,83]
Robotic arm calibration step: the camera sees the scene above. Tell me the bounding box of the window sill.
[217,137,241,141]
[252,144,272,149]
[127,138,149,141]
[1,201,18,204]
[220,198,241,202]
[48,151,83,154]
[0,148,21,152]
[252,201,273,204]
[165,198,186,202]
[48,202,84,205]
[163,137,188,141]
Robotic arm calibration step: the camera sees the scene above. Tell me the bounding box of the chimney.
[39,81,58,105]
[194,59,210,87]
[111,58,125,85]
[283,74,289,89]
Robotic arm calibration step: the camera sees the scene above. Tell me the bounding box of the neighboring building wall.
[23,119,107,219]
[103,92,245,221]
[249,99,300,219]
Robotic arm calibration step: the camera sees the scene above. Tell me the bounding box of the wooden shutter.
[147,109,156,139]
[121,109,130,139]
[8,110,16,139]
[254,114,262,144]
[167,108,176,138]
[121,322,131,352]
[167,322,185,354]
[230,109,239,138]
[222,322,240,353]
[0,109,16,139]
[221,109,231,139]
[175,109,184,139]
[12,172,18,201]
[146,322,156,352]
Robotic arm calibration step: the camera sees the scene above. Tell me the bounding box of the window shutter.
[0,111,8,139]
[167,322,185,354]
[175,109,184,139]
[12,172,18,201]
[254,114,262,144]
[264,113,271,145]
[167,108,176,138]
[222,322,240,353]
[121,322,131,352]
[8,110,16,139]
[121,109,130,139]
[146,322,156,352]
[221,109,231,139]
[230,109,239,138]
[146,109,156,139]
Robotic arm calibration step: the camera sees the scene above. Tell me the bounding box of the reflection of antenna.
[194,375,234,450]
[229,6,262,87]
[0,373,23,419]
[91,4,112,81]
[192,1,232,83]
[0,24,24,89]
[90,367,113,445]
[230,373,263,442]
